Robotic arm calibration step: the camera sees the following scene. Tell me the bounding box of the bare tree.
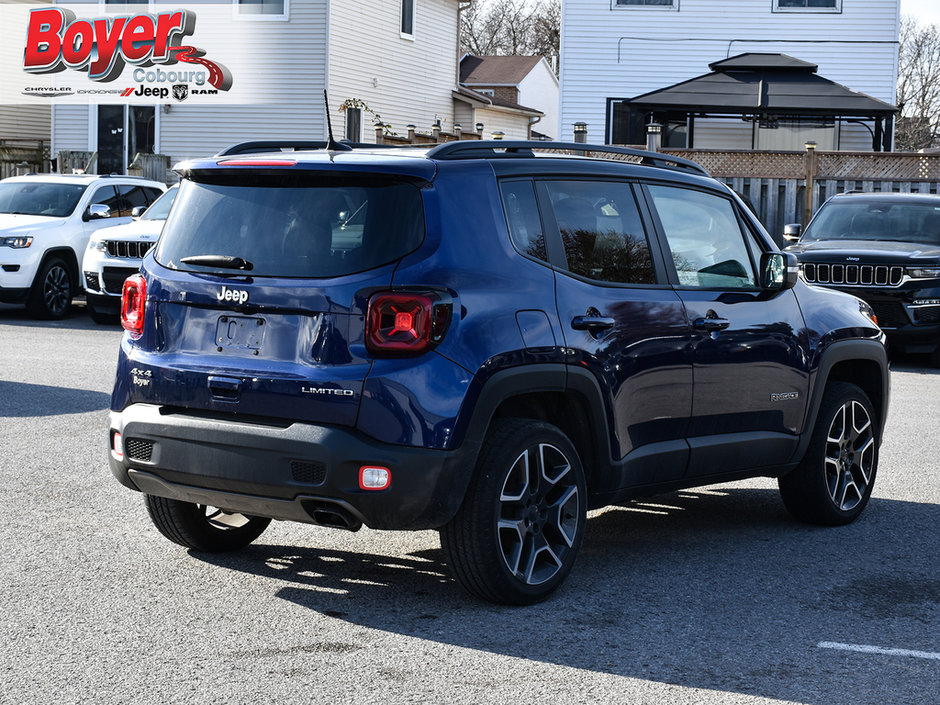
[896,16,940,151]
[461,0,559,65]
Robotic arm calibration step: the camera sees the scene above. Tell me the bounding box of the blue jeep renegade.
[109,141,889,604]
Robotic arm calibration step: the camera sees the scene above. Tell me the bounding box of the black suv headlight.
[907,266,940,279]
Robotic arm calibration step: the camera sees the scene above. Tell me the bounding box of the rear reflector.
[359,466,391,490]
[112,431,124,459]
[121,274,146,338]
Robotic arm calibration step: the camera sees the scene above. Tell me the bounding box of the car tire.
[26,257,73,319]
[440,418,587,605]
[144,494,271,552]
[779,382,879,526]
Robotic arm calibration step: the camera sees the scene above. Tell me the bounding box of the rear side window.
[500,180,547,262]
[545,180,655,285]
[155,177,425,278]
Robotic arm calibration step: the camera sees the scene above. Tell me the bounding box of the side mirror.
[85,203,111,221]
[782,223,802,242]
[131,206,146,218]
[761,252,799,291]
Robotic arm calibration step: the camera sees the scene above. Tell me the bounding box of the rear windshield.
[155,176,425,278]
[804,200,940,245]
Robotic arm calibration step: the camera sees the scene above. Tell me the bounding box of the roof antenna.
[324,90,352,152]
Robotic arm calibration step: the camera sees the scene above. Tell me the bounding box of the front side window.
[89,185,122,218]
[647,185,756,288]
[401,0,415,36]
[546,180,656,285]
[156,176,425,278]
[774,0,840,12]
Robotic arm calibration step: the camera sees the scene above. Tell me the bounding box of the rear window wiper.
[179,255,254,271]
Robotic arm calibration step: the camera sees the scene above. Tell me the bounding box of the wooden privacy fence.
[663,149,940,243]
[1,140,48,179]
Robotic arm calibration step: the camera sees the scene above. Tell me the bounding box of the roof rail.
[424,140,710,176]
[215,140,334,156]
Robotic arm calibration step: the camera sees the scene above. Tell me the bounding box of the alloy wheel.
[497,443,581,585]
[42,264,71,317]
[824,400,875,512]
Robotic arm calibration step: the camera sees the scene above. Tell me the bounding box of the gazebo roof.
[629,53,896,117]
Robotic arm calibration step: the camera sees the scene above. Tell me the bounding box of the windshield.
[0,182,87,217]
[141,185,178,221]
[155,176,425,278]
[804,200,940,245]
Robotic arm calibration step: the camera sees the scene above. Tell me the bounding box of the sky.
[900,0,940,26]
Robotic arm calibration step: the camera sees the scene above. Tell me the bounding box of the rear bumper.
[109,403,478,530]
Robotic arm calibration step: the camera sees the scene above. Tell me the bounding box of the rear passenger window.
[500,180,547,262]
[546,180,655,284]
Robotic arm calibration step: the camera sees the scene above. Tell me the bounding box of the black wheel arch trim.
[792,338,889,464]
[457,362,614,473]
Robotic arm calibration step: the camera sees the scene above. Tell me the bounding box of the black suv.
[109,141,889,604]
[784,192,940,365]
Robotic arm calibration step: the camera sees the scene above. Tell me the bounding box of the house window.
[345,108,362,143]
[235,0,289,19]
[401,0,415,37]
[773,0,841,12]
[615,0,676,6]
[476,89,495,97]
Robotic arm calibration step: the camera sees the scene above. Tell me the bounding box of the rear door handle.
[693,316,731,332]
[571,316,615,332]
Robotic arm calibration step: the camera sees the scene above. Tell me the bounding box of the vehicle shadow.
[0,302,117,332]
[195,488,939,705]
[0,380,111,416]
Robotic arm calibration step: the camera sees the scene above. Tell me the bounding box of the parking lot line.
[818,642,940,660]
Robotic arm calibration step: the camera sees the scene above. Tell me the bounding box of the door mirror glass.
[761,252,799,290]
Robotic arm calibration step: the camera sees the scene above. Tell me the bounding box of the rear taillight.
[366,291,451,356]
[121,274,147,338]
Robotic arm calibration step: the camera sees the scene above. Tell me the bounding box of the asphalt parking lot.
[1,303,938,705]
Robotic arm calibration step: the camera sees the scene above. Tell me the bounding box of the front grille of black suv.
[913,306,940,324]
[106,240,155,259]
[870,302,910,328]
[125,438,154,462]
[802,263,904,287]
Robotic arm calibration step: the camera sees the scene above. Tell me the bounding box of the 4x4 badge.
[217,286,249,304]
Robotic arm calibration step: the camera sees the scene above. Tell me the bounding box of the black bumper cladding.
[109,404,475,530]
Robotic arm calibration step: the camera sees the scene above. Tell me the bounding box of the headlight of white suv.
[0,235,33,248]
[88,238,107,252]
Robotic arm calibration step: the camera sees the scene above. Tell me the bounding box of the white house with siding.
[51,0,463,177]
[560,0,900,150]
[458,54,559,139]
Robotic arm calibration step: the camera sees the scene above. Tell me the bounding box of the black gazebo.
[608,53,897,151]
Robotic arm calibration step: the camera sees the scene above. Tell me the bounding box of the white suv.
[0,174,165,318]
[83,185,178,323]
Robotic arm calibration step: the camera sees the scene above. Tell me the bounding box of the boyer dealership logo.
[22,7,232,93]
